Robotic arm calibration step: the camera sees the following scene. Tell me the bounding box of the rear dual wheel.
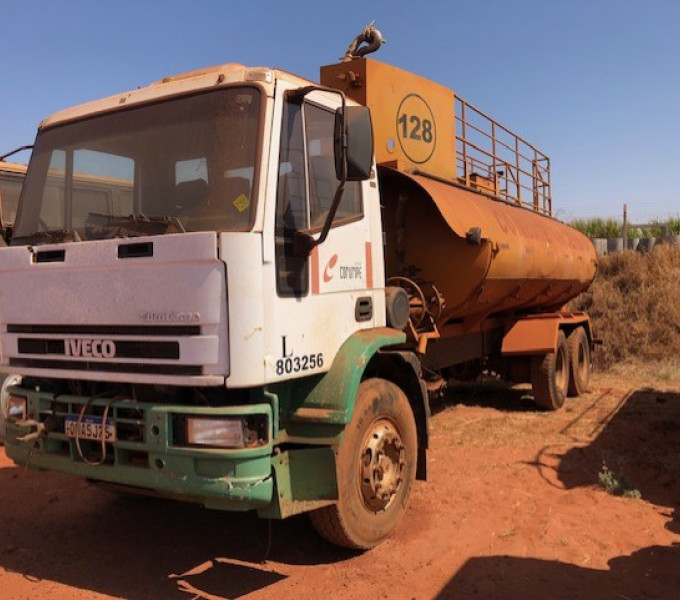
[531,330,569,410]
[531,327,591,410]
[309,378,417,550]
[567,327,591,397]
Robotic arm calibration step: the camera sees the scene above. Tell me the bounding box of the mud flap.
[258,447,338,519]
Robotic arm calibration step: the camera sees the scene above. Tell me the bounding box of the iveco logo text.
[139,311,200,323]
[64,339,116,359]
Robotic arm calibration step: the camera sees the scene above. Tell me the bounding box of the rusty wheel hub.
[359,419,406,512]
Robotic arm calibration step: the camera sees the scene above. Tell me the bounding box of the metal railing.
[455,95,552,216]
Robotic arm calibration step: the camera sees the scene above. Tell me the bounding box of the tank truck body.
[0,27,596,548]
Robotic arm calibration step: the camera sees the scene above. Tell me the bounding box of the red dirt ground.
[1,370,679,600]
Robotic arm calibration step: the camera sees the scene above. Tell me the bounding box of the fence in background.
[588,203,680,256]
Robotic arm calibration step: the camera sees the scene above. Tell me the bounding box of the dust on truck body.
[0,160,26,237]
[0,33,597,549]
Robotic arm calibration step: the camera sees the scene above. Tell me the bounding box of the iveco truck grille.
[8,324,204,376]
[17,339,180,359]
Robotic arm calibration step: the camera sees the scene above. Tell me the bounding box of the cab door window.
[275,100,309,297]
[275,99,363,298]
[305,104,362,229]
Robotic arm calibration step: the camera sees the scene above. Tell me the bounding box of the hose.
[342,22,385,62]
[74,394,124,466]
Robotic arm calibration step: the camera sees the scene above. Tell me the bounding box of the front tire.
[309,378,418,550]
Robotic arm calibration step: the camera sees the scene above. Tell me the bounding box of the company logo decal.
[322,253,364,284]
[64,338,116,359]
[323,254,338,282]
[339,264,363,280]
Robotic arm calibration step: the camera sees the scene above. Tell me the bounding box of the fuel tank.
[380,168,598,325]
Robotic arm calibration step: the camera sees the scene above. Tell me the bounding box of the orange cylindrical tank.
[379,168,598,325]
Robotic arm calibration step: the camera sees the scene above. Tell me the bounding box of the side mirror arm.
[0,145,33,162]
[293,178,347,256]
[287,87,349,257]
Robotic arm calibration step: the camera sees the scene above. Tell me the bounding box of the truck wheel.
[567,327,590,397]
[309,378,417,550]
[531,330,569,410]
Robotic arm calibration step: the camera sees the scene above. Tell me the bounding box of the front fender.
[287,327,406,425]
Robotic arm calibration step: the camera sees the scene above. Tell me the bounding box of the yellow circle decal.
[396,94,436,164]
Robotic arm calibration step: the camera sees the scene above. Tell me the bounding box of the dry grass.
[571,244,680,370]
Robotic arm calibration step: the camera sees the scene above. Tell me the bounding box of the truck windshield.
[12,86,261,244]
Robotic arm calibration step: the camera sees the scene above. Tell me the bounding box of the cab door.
[263,86,379,383]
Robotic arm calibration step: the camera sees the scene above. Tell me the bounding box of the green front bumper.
[5,390,275,511]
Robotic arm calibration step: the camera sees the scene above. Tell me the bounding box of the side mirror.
[334,106,373,181]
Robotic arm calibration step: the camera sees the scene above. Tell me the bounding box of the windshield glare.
[12,86,261,243]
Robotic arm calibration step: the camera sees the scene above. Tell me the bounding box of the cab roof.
[0,161,27,175]
[40,63,317,130]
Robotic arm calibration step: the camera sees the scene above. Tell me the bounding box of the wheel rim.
[359,418,406,513]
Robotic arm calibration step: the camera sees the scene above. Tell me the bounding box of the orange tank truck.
[0,26,598,551]
[322,54,597,410]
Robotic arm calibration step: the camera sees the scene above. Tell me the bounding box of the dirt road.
[1,371,679,600]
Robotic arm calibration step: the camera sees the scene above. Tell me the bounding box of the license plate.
[65,415,116,442]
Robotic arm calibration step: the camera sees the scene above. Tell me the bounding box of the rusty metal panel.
[320,58,456,180]
[502,313,591,355]
[379,168,598,326]
[502,319,558,355]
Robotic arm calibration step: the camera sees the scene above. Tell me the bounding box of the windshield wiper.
[11,228,82,246]
[88,213,186,235]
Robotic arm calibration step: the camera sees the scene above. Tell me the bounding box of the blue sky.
[2,0,679,222]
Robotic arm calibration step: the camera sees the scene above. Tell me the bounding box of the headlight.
[7,395,27,420]
[187,418,245,448]
[0,374,24,441]
[174,414,269,449]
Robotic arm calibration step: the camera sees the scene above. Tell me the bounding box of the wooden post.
[622,203,628,250]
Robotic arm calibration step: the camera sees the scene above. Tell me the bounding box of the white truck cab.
[3,65,384,388]
[1,59,422,550]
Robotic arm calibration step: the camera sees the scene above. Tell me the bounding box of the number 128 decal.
[398,113,433,142]
[396,93,436,164]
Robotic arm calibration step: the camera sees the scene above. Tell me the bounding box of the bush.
[570,245,680,369]
[569,217,622,238]
[598,463,641,499]
[569,216,680,239]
